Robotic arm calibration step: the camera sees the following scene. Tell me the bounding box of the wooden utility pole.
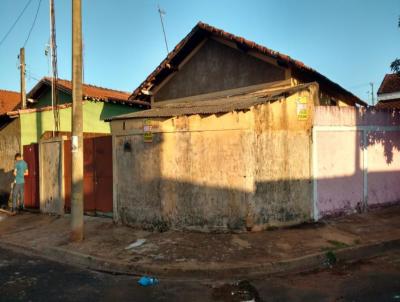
[20,47,26,109]
[70,0,84,242]
[50,0,60,135]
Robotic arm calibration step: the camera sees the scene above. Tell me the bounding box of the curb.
[0,238,399,280]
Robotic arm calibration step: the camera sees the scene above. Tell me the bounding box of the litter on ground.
[125,239,146,250]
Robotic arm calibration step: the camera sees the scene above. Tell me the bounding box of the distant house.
[3,78,145,210]
[7,77,147,148]
[0,89,21,202]
[109,22,391,231]
[376,73,400,109]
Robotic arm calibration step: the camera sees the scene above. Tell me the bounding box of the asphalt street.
[0,247,399,301]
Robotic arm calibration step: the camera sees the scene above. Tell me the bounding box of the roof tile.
[0,89,20,115]
[377,74,400,95]
[43,77,131,102]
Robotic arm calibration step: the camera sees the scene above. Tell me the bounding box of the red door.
[63,136,113,214]
[23,144,39,209]
[83,138,95,212]
[64,140,72,211]
[93,136,113,213]
[63,139,96,213]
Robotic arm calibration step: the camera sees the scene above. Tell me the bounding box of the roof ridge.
[82,81,130,95]
[44,77,130,95]
[0,89,20,94]
[197,21,309,70]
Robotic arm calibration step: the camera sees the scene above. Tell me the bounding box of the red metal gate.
[23,144,39,209]
[93,136,113,213]
[64,136,113,214]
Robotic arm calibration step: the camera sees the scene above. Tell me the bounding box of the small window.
[123,141,132,152]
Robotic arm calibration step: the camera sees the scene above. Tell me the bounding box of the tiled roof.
[28,77,149,107]
[377,74,400,95]
[56,78,131,102]
[0,89,20,115]
[129,21,366,106]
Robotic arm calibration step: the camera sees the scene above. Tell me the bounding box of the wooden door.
[23,144,39,208]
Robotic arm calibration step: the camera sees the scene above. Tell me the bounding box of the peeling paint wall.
[0,119,20,201]
[112,87,316,231]
[251,87,315,229]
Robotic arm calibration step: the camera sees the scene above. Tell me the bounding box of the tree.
[390,16,400,74]
[391,59,400,74]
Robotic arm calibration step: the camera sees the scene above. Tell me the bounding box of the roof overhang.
[377,91,400,102]
[111,82,317,121]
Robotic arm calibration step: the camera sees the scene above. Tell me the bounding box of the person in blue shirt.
[12,153,28,212]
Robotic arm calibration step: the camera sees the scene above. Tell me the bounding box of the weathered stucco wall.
[0,119,20,201]
[313,107,400,218]
[250,87,316,229]
[154,38,286,102]
[112,87,316,231]
[39,138,64,215]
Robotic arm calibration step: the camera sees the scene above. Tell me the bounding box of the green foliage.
[391,59,400,75]
[325,250,337,266]
[391,16,400,74]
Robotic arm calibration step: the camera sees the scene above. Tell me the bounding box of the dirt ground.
[0,205,399,273]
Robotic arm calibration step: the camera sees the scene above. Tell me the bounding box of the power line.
[0,0,35,48]
[23,0,43,48]
[347,82,370,90]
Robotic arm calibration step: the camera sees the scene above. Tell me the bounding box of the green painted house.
[7,77,146,148]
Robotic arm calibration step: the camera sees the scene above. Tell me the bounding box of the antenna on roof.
[157,4,169,55]
[369,82,375,106]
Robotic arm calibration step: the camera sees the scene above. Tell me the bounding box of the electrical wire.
[23,0,43,48]
[0,0,35,48]
[26,70,41,83]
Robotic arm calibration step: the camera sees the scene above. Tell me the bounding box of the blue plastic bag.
[138,276,159,287]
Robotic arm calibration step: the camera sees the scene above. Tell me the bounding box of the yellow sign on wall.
[143,119,153,143]
[296,97,308,120]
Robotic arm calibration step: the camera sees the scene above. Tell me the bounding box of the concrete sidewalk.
[0,205,399,279]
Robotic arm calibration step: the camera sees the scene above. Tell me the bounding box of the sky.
[0,0,399,104]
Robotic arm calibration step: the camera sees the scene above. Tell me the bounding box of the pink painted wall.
[367,131,400,206]
[314,106,400,127]
[316,130,364,216]
[314,106,400,218]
